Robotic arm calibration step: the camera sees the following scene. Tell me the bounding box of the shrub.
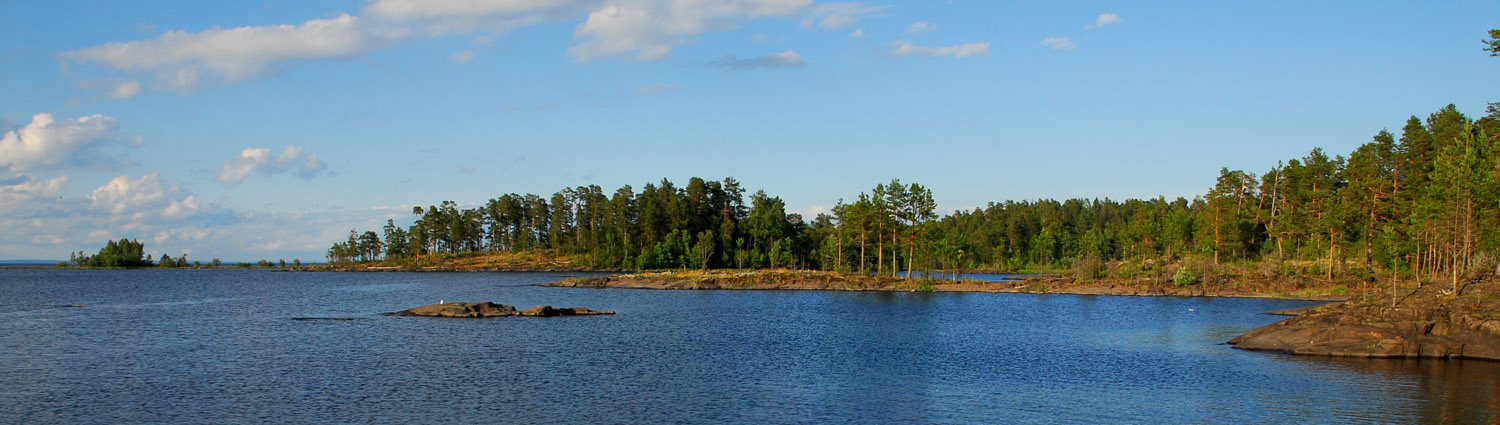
[1073,254,1103,281]
[1346,268,1374,283]
[1173,267,1196,287]
[1470,252,1498,277]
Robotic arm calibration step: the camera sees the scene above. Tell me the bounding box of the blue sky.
[1,1,1497,262]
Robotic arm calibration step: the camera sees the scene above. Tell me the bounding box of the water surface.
[0,269,1493,424]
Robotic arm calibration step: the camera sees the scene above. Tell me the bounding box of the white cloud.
[110,80,142,99]
[636,82,682,94]
[0,170,325,261]
[817,14,857,30]
[64,0,847,90]
[0,169,458,263]
[219,148,269,184]
[906,21,937,34]
[366,0,593,20]
[62,14,407,93]
[71,79,144,99]
[89,173,171,215]
[710,50,804,69]
[0,113,126,172]
[888,41,989,58]
[1041,36,1076,50]
[568,0,812,62]
[163,195,201,220]
[801,3,885,31]
[848,28,866,39]
[450,50,476,64]
[0,174,68,215]
[1087,13,1121,29]
[217,145,327,184]
[365,0,595,36]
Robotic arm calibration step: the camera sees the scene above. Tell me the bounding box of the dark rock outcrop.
[519,305,615,317]
[390,301,612,318]
[1229,284,1500,361]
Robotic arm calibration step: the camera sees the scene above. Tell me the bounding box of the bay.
[0,269,1494,424]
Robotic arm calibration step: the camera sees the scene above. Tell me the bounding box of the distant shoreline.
[536,269,1351,301]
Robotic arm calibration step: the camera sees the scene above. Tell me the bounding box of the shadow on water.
[1282,356,1500,424]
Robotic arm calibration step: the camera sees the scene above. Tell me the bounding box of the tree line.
[331,103,1498,287]
[334,30,1500,288]
[330,177,933,272]
[933,104,1499,288]
[67,238,307,269]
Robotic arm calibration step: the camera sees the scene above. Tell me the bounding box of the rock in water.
[390,302,613,318]
[1228,300,1500,361]
[519,305,614,317]
[392,301,518,318]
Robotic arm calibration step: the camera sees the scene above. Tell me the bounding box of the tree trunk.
[906,232,915,280]
[892,231,900,277]
[1213,206,1222,265]
[837,227,844,272]
[859,231,867,275]
[1327,229,1336,280]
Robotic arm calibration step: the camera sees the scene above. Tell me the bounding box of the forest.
[330,29,1500,285]
[329,103,1499,287]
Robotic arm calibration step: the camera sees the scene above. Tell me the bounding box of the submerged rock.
[390,301,612,318]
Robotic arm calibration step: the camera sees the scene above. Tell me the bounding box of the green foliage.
[1485,28,1500,56]
[328,101,1500,282]
[1073,253,1104,281]
[1173,267,1197,287]
[75,238,151,268]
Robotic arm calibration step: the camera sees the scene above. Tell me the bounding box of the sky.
[1,1,1497,262]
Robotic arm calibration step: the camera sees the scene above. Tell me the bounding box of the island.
[390,301,614,318]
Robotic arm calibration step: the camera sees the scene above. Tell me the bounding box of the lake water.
[1,269,1495,424]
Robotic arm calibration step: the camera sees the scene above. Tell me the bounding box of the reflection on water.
[0,268,1494,424]
[1284,357,1500,424]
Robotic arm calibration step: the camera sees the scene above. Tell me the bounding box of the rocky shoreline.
[1228,277,1500,361]
[537,270,1350,300]
[541,270,1500,361]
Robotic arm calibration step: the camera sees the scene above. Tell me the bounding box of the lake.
[1,269,1495,424]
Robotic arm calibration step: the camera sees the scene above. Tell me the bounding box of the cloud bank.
[64,1,901,94]
[62,14,407,92]
[0,113,130,172]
